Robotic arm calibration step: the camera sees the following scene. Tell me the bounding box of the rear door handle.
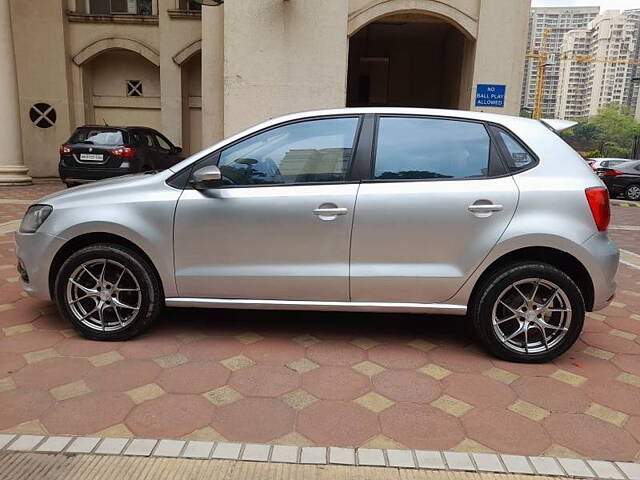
[313,207,348,216]
[468,204,504,213]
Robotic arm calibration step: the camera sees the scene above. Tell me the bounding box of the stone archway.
[72,37,160,67]
[346,1,477,109]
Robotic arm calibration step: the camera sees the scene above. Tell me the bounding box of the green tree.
[561,104,640,158]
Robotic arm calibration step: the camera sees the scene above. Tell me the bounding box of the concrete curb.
[0,434,638,479]
[611,199,640,208]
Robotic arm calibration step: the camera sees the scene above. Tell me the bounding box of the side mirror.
[173,146,183,155]
[192,165,222,189]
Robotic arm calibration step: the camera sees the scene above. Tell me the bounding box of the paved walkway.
[0,181,639,463]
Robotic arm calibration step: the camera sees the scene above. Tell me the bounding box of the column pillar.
[0,0,31,185]
[201,4,224,146]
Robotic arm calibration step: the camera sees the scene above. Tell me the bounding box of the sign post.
[475,84,506,108]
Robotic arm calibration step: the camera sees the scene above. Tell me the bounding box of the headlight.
[19,205,52,233]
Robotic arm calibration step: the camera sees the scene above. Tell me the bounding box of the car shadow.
[154,307,476,348]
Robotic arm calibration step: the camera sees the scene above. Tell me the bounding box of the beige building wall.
[8,0,530,179]
[472,0,530,114]
[223,0,350,137]
[10,0,74,177]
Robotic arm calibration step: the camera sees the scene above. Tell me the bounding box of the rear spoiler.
[540,119,578,133]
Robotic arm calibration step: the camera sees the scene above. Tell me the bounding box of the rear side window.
[495,129,536,173]
[155,134,172,152]
[373,117,490,180]
[70,129,125,146]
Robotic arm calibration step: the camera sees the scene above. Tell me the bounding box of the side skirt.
[164,297,467,315]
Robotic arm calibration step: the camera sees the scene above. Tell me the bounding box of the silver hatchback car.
[16,108,619,363]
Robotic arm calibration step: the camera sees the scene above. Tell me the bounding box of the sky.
[531,0,640,9]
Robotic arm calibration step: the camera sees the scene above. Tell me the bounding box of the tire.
[54,243,163,341]
[625,184,640,201]
[470,262,584,363]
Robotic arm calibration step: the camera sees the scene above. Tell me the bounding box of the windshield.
[70,129,125,146]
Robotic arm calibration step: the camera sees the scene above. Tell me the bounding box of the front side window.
[373,117,491,180]
[217,118,359,186]
[496,129,536,172]
[132,131,154,148]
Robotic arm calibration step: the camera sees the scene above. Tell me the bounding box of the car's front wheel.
[625,184,640,201]
[471,262,584,363]
[54,243,163,340]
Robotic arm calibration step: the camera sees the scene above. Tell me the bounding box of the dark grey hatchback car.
[59,126,184,186]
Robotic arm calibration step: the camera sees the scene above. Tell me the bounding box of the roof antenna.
[103,118,109,127]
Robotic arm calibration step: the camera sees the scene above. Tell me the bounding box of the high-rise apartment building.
[556,10,640,119]
[522,7,599,117]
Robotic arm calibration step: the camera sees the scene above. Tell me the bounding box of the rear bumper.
[59,166,135,183]
[581,232,619,311]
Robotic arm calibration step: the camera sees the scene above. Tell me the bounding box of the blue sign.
[475,84,506,108]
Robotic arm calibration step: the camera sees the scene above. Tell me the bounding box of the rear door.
[131,130,156,171]
[350,115,520,304]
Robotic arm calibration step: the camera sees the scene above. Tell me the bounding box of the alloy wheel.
[626,185,640,201]
[491,278,572,355]
[65,259,142,332]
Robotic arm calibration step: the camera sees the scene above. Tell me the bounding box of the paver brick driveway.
[1,181,640,461]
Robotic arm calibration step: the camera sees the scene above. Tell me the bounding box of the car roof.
[78,125,156,131]
[272,107,536,125]
[619,160,640,168]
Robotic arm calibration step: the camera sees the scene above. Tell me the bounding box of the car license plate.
[79,153,103,162]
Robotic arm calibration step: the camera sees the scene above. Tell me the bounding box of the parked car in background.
[597,159,640,201]
[59,126,184,187]
[588,157,630,172]
[18,108,618,363]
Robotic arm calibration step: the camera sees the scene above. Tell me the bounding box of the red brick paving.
[379,403,464,450]
[0,185,639,461]
[544,413,639,461]
[127,394,212,438]
[156,361,230,394]
[372,370,441,403]
[512,376,590,413]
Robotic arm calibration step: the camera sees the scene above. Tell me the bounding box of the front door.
[174,116,362,301]
[350,116,520,304]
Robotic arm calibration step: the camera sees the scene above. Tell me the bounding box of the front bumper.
[15,230,67,302]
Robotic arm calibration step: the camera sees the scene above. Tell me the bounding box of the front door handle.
[468,204,504,213]
[313,207,348,216]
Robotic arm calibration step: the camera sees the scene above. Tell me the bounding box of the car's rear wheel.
[471,262,584,363]
[625,184,640,201]
[54,243,162,340]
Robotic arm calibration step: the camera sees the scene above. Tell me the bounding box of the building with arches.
[0,0,530,183]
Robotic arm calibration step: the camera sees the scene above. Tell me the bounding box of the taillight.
[602,169,623,176]
[111,146,136,158]
[59,145,72,155]
[585,187,610,232]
